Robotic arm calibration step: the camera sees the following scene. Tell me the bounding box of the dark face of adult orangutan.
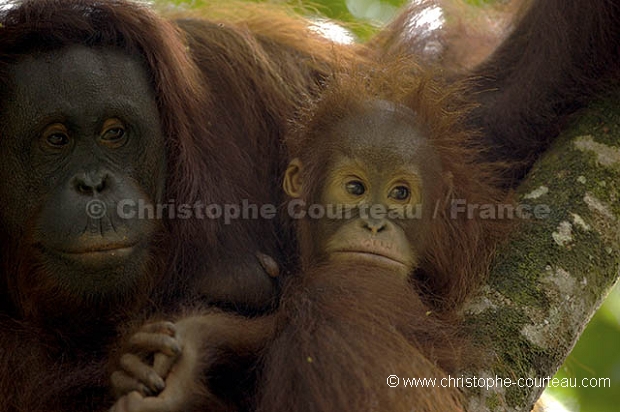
[0,46,165,315]
[284,103,444,278]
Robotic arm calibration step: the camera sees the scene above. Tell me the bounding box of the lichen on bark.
[464,90,620,411]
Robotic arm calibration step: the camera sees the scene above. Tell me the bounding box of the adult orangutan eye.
[102,127,125,142]
[389,185,410,201]
[100,118,127,147]
[345,180,366,196]
[47,133,70,147]
[42,124,70,149]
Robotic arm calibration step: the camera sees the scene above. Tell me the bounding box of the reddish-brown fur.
[1,0,619,411]
[0,1,222,409]
[109,61,507,412]
[254,63,507,412]
[368,0,519,70]
[286,64,511,309]
[0,1,358,411]
[468,0,620,185]
[258,262,466,412]
[113,0,618,409]
[160,0,620,400]
[378,0,620,185]
[108,63,494,412]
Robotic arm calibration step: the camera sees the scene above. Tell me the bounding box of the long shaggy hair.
[285,60,512,310]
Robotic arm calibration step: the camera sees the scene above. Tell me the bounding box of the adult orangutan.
[1,0,619,411]
[0,0,358,411]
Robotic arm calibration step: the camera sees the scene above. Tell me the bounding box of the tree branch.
[465,88,620,411]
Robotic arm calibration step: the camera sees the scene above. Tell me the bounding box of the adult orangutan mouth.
[330,250,408,268]
[63,245,136,256]
[45,242,140,263]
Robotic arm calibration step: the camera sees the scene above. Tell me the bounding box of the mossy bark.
[465,91,620,411]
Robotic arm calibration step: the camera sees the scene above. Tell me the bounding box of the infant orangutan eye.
[345,180,366,196]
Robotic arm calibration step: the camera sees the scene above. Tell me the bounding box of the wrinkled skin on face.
[0,46,166,314]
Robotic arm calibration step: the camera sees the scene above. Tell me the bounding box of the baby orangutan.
[110,66,509,412]
[283,100,443,277]
[256,98,469,412]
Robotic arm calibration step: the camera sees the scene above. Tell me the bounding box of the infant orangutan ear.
[283,158,304,199]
